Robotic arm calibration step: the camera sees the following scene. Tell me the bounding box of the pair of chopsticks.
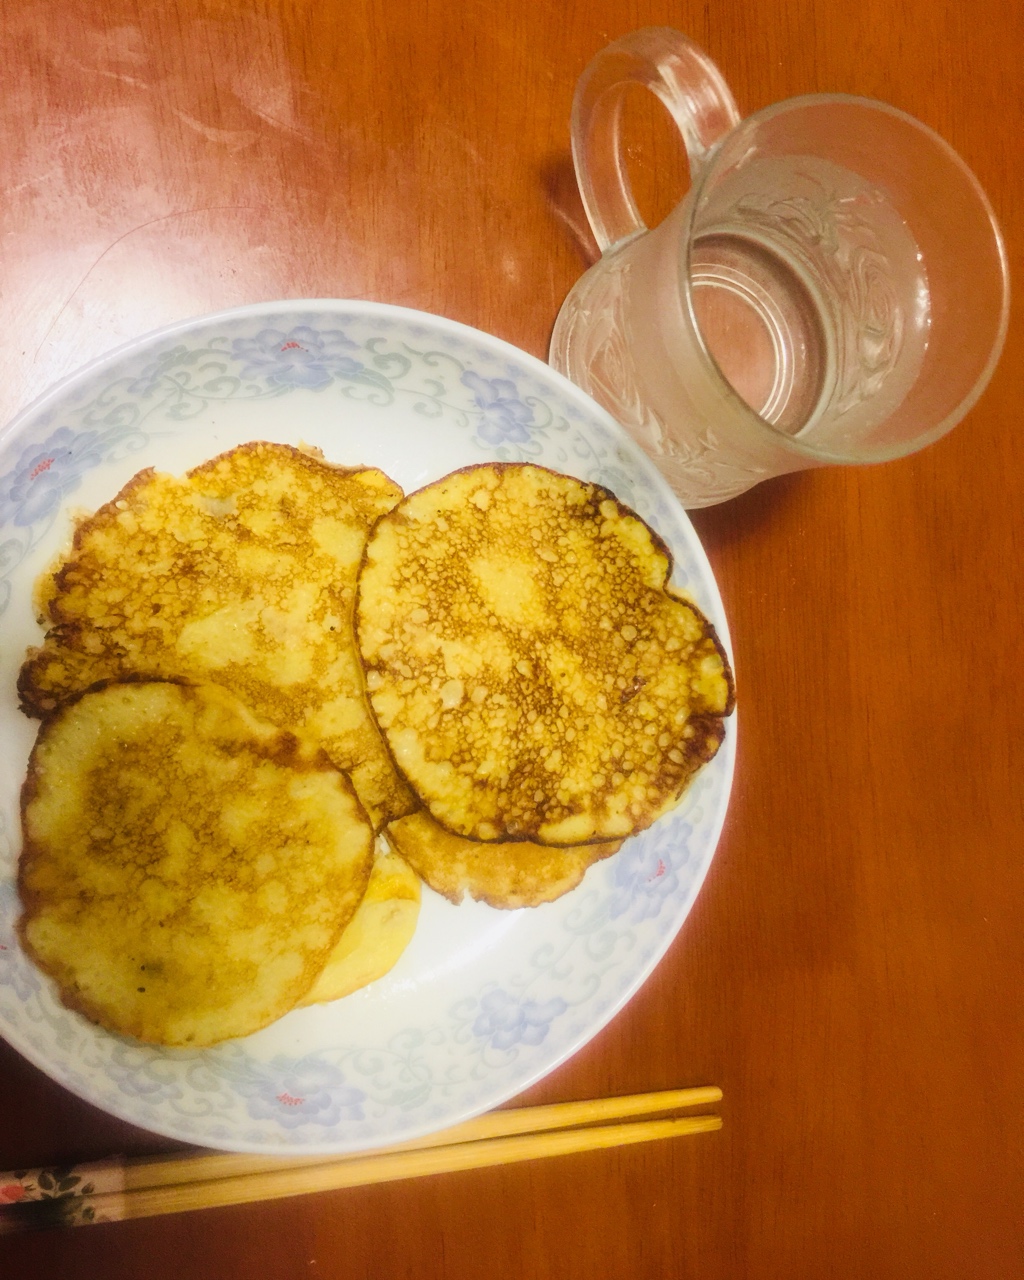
[0,1085,721,1232]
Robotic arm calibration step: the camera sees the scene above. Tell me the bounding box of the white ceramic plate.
[0,300,734,1154]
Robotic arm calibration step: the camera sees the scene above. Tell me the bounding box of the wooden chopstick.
[104,1114,722,1223]
[0,1086,722,1231]
[2,1115,721,1231]
[2,1085,722,1199]
[125,1084,723,1191]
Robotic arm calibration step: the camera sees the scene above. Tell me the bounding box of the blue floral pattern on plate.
[233,1057,366,1129]
[471,989,568,1051]
[0,300,734,1154]
[0,427,107,527]
[460,371,535,445]
[232,326,364,390]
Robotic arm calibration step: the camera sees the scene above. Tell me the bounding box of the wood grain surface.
[1,1,1021,1277]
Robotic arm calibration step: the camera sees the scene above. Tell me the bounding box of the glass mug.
[549,28,1010,507]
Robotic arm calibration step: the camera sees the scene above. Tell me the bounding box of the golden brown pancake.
[387,811,621,909]
[357,463,734,845]
[301,839,420,1004]
[18,680,374,1047]
[18,442,415,828]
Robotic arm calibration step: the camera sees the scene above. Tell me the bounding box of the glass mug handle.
[571,27,742,253]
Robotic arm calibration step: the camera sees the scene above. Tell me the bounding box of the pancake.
[18,680,374,1047]
[300,840,420,1004]
[387,811,621,909]
[357,463,734,845]
[18,442,415,828]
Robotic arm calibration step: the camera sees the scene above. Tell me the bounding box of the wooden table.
[2,1,1021,1276]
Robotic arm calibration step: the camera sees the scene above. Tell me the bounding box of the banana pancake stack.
[17,443,421,1046]
[15,446,733,1046]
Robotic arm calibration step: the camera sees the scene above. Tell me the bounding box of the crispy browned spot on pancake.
[18,442,415,828]
[18,680,374,1047]
[387,811,620,909]
[300,838,420,1004]
[358,463,734,845]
